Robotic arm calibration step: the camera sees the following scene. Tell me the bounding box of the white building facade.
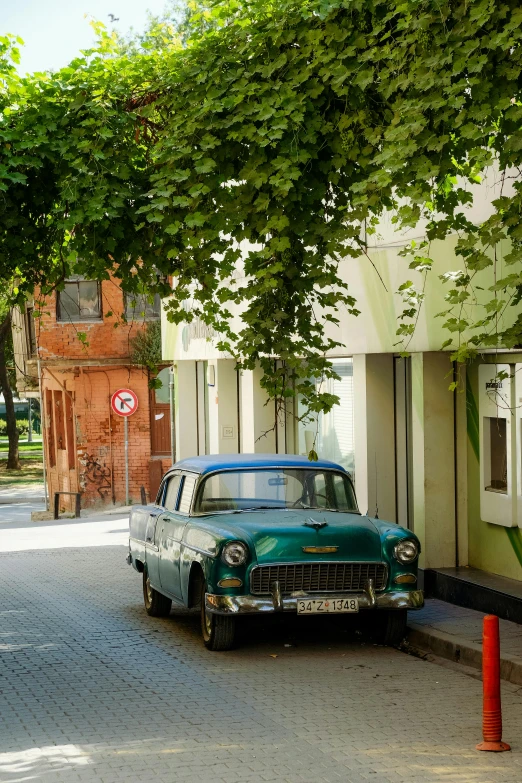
[161,173,522,601]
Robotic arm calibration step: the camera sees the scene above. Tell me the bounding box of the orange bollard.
[476,615,511,752]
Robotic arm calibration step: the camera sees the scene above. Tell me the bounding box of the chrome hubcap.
[146,578,153,605]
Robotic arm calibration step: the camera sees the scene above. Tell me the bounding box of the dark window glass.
[485,417,508,493]
[125,293,161,321]
[25,306,37,355]
[57,279,101,322]
[156,479,167,506]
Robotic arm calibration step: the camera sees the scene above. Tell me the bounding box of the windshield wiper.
[291,500,332,511]
[236,506,283,512]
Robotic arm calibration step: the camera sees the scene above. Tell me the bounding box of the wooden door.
[150,367,172,456]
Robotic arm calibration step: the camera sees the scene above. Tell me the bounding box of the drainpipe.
[37,356,49,511]
[169,365,176,465]
[453,360,459,568]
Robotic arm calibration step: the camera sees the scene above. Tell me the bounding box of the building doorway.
[296,358,355,476]
[394,356,413,529]
[150,367,172,456]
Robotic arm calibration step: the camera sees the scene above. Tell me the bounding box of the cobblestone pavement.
[1,544,522,783]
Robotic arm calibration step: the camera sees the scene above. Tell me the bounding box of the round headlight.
[221,541,248,567]
[394,539,419,564]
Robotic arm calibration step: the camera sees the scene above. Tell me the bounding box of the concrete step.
[406,598,522,686]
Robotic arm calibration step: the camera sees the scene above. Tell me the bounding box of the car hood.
[221,509,383,563]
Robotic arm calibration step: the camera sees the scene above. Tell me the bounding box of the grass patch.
[0,458,44,488]
[0,450,43,459]
[0,441,42,452]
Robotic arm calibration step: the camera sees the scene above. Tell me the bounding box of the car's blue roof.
[172,453,347,476]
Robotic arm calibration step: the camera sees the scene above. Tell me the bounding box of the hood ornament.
[303,518,328,531]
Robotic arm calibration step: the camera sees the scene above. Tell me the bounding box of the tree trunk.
[0,312,21,471]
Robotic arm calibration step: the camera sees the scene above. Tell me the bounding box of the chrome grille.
[250,562,388,595]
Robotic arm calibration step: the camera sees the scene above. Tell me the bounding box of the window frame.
[164,473,183,511]
[484,416,508,494]
[177,473,198,516]
[56,278,102,323]
[124,292,162,322]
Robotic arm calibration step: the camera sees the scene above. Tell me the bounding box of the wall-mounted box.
[479,364,516,527]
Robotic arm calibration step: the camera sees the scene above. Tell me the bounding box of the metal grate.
[250,562,387,595]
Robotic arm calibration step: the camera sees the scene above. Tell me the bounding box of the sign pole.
[110,388,138,507]
[124,415,129,506]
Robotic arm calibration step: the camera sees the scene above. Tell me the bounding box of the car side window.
[164,474,182,511]
[178,474,197,515]
[155,479,167,506]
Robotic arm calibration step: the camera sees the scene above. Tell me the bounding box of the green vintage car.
[127,454,423,650]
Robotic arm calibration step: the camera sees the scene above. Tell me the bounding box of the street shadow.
[0,516,129,531]
[148,607,373,652]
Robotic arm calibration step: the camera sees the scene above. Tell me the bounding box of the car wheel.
[143,571,172,617]
[372,609,407,646]
[200,582,236,651]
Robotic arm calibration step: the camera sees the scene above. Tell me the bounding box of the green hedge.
[0,419,30,436]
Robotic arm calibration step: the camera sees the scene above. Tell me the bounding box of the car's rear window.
[193,468,358,514]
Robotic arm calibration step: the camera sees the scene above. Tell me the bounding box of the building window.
[484,417,508,493]
[125,293,161,321]
[297,358,355,476]
[25,306,37,355]
[57,279,102,322]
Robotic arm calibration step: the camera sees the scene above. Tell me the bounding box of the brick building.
[12,275,172,512]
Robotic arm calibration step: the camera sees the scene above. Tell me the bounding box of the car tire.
[373,609,407,646]
[143,571,172,617]
[200,583,236,651]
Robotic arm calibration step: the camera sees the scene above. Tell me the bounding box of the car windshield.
[194,468,358,514]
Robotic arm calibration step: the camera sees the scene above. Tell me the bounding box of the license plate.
[297,597,359,614]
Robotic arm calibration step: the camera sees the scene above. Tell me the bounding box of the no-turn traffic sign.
[111,388,138,417]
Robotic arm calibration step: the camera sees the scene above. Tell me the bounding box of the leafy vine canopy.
[1,0,522,417]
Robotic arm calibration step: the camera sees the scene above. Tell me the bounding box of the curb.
[406,622,522,687]
[80,506,131,518]
[0,496,45,505]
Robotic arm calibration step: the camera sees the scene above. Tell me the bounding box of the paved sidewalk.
[80,504,132,518]
[0,502,46,525]
[0,514,129,551]
[407,599,522,685]
[0,484,45,504]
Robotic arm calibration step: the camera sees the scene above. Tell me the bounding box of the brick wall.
[36,275,172,511]
[36,276,145,361]
[43,366,172,512]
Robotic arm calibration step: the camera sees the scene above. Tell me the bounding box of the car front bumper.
[205,589,424,615]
